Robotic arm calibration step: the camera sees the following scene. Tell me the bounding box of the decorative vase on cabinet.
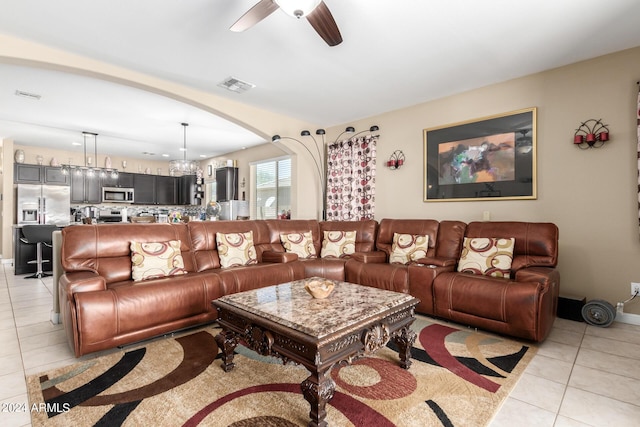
[14,149,25,164]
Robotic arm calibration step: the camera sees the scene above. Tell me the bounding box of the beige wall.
[1,138,14,261]
[325,46,640,314]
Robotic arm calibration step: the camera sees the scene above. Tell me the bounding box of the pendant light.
[169,123,199,176]
[61,131,118,178]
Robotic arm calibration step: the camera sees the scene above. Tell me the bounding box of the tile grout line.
[550,325,588,426]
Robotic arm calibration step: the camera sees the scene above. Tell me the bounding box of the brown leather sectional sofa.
[59,218,559,356]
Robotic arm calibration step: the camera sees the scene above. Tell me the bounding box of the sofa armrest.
[514,266,560,287]
[59,271,107,295]
[351,251,387,263]
[414,257,457,268]
[262,250,299,263]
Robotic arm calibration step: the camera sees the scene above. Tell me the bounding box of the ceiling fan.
[230,0,342,46]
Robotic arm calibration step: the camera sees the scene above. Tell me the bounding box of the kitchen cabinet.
[178,175,204,205]
[44,167,70,185]
[70,172,101,204]
[156,175,177,205]
[133,174,156,204]
[133,174,179,205]
[14,164,69,185]
[101,171,134,188]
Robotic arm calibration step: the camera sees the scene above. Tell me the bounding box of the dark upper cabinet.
[70,173,101,203]
[117,172,134,188]
[133,174,156,204]
[133,174,178,205]
[178,175,204,205]
[178,175,195,205]
[14,164,42,183]
[156,176,176,205]
[43,167,70,185]
[102,171,134,188]
[14,164,69,185]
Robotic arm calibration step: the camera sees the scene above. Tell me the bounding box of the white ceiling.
[1,0,639,162]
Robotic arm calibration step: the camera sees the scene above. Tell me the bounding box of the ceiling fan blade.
[230,0,280,32]
[306,1,342,46]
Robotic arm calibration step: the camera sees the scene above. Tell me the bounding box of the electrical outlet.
[631,282,640,296]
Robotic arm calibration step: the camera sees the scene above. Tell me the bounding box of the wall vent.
[217,77,255,94]
[15,90,42,100]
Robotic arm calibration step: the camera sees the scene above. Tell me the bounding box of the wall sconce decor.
[573,119,610,149]
[207,164,213,177]
[386,150,405,169]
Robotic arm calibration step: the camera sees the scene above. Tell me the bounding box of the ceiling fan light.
[275,0,321,18]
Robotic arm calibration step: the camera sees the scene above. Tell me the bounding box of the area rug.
[26,316,536,427]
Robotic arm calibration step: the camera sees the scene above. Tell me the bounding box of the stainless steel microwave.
[102,187,134,203]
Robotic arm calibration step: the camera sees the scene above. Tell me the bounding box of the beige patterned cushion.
[457,237,515,278]
[130,240,187,281]
[216,231,258,268]
[280,231,317,259]
[389,233,429,264]
[320,230,356,258]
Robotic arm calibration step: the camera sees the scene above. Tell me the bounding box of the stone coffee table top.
[216,277,416,339]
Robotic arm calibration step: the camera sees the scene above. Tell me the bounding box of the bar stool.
[20,225,57,279]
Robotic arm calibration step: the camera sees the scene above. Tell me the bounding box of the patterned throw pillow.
[216,231,258,268]
[130,240,187,281]
[280,231,317,259]
[457,237,515,278]
[389,233,429,264]
[320,230,356,258]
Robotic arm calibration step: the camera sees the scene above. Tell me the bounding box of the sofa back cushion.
[320,220,378,253]
[61,223,193,284]
[376,219,440,259]
[435,220,467,259]
[188,221,271,272]
[265,219,322,254]
[280,230,317,258]
[464,221,558,269]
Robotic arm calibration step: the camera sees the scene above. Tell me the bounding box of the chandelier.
[169,123,199,176]
[61,132,118,179]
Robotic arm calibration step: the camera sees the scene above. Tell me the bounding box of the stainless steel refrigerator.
[17,184,71,225]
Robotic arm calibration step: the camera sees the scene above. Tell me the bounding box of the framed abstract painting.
[423,107,537,202]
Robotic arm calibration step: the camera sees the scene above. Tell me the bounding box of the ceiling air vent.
[218,77,255,94]
[15,90,42,100]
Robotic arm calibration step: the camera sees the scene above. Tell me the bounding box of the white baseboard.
[615,311,640,326]
[2,258,14,265]
[50,311,61,325]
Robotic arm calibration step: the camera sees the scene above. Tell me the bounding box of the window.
[254,157,291,219]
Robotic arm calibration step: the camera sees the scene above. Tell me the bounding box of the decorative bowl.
[304,279,335,299]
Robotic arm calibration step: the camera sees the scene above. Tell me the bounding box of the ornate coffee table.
[212,277,419,427]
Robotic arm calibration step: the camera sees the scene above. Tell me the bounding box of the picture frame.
[423,107,537,202]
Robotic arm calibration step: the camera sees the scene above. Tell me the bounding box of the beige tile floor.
[1,264,640,426]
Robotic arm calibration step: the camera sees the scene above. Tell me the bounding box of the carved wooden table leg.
[215,330,239,372]
[301,369,336,427]
[393,325,417,369]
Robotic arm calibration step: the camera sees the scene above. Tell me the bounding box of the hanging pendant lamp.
[169,122,199,176]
